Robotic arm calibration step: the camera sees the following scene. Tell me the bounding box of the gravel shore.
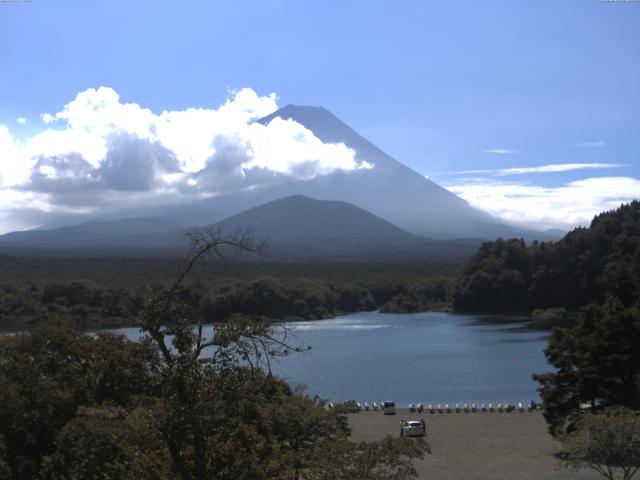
[348,410,600,480]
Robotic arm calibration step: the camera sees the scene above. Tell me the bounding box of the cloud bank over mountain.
[0,88,369,233]
[1,87,637,237]
[445,176,640,231]
[436,159,639,231]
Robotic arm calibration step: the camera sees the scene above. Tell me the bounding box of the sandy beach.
[348,410,600,480]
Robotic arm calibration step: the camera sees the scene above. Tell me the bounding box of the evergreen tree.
[534,297,640,434]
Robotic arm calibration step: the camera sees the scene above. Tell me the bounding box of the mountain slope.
[0,196,417,257]
[0,195,481,260]
[186,105,548,240]
[213,194,417,242]
[0,104,552,251]
[0,217,184,250]
[207,195,482,259]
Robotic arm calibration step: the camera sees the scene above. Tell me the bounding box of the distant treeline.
[0,255,457,285]
[4,202,639,332]
[449,201,640,313]
[0,257,454,331]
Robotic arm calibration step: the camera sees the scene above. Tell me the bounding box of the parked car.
[400,419,426,437]
[381,401,396,415]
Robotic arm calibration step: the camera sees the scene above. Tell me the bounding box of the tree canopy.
[0,229,428,480]
[560,407,640,480]
[450,201,640,314]
[533,298,640,434]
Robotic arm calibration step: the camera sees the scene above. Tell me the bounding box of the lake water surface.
[107,311,552,407]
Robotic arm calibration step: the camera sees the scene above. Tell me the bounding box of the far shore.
[0,308,560,335]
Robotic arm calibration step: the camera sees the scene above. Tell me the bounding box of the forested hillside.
[450,202,640,312]
[0,257,454,331]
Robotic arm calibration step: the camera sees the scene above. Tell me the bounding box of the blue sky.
[0,0,639,232]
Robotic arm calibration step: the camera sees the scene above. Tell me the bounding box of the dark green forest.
[450,201,640,313]
[440,203,640,439]
[1,204,639,478]
[0,231,429,480]
[0,256,453,331]
[514,203,640,435]
[4,202,640,332]
[3,202,640,334]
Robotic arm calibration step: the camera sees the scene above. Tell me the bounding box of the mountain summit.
[214,194,416,243]
[255,105,537,240]
[0,105,550,254]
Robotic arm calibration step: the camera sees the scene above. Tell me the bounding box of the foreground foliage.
[534,298,640,434]
[560,407,640,480]
[0,231,428,479]
[306,435,429,480]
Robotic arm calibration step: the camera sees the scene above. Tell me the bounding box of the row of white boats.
[327,401,539,413]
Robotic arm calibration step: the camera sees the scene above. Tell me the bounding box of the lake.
[106,311,552,407]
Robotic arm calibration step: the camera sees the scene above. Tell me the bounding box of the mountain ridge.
[0,195,482,260]
[213,194,419,242]
[0,104,555,252]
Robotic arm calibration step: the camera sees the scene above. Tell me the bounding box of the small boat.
[428,404,434,414]
[364,402,370,411]
[497,403,503,412]
[488,403,494,412]
[372,402,378,411]
[481,403,486,412]
[328,402,334,410]
[445,404,451,413]
[357,402,362,411]
[518,402,524,413]
[455,404,460,413]
[463,403,469,413]
[417,403,424,413]
[437,404,443,414]
[472,403,477,412]
[409,403,415,412]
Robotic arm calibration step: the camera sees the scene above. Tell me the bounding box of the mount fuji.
[0,105,551,257]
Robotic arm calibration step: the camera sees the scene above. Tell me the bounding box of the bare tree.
[129,228,315,480]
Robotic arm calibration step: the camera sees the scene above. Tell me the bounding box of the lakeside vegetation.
[0,204,638,478]
[0,257,455,332]
[450,201,640,313]
[2,202,640,333]
[0,231,429,480]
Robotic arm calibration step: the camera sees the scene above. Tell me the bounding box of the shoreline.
[0,308,554,336]
[347,410,600,480]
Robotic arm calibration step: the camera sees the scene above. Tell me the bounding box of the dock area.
[347,410,601,480]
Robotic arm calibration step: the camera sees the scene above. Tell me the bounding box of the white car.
[400,420,426,437]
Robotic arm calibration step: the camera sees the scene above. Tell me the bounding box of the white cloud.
[40,113,55,124]
[0,126,31,187]
[241,117,363,176]
[453,163,626,177]
[484,148,516,155]
[574,141,606,148]
[445,176,640,230]
[16,117,26,125]
[21,87,363,178]
[0,87,370,233]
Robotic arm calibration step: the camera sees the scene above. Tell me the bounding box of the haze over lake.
[108,311,551,406]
